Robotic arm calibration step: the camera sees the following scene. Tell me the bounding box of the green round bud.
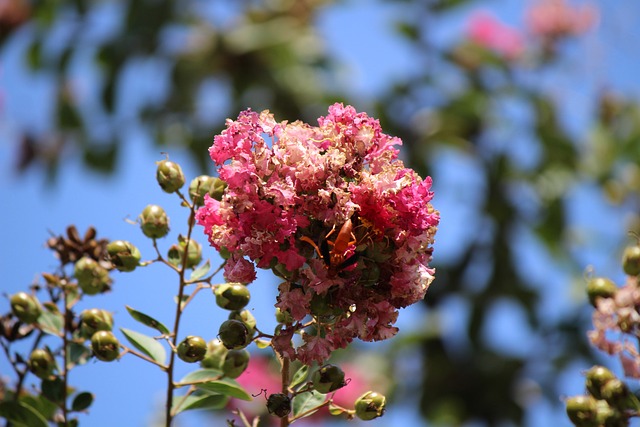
[79,309,113,339]
[312,364,346,394]
[622,246,640,276]
[140,205,170,239]
[188,175,215,206]
[167,239,202,269]
[91,331,120,362]
[601,379,632,410]
[221,349,250,378]
[74,257,111,295]
[266,393,291,418]
[177,335,207,363]
[587,277,617,307]
[200,339,228,369]
[10,292,41,324]
[215,283,250,311]
[107,240,141,272]
[28,349,55,379]
[585,365,616,399]
[228,310,256,334]
[355,391,386,421]
[309,294,341,318]
[209,177,227,202]
[275,307,293,325]
[156,159,185,193]
[565,395,599,427]
[218,319,252,350]
[219,246,231,260]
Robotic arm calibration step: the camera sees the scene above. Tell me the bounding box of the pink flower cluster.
[589,276,640,379]
[466,12,525,60]
[196,104,439,364]
[526,0,598,39]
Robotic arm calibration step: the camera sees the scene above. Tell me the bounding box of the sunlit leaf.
[67,343,91,367]
[120,328,166,365]
[172,390,228,415]
[125,306,170,335]
[189,260,211,281]
[38,311,63,336]
[292,390,325,419]
[289,365,309,390]
[177,369,251,401]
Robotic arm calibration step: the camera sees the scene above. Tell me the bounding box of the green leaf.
[19,395,57,421]
[292,390,325,419]
[255,339,270,349]
[38,311,64,336]
[42,377,65,405]
[289,365,309,390]
[120,328,166,365]
[329,403,348,416]
[0,401,48,427]
[71,392,94,412]
[172,390,229,415]
[67,343,91,367]
[177,369,251,401]
[174,295,189,311]
[125,306,170,335]
[189,260,211,281]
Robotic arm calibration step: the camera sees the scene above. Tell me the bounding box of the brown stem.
[281,355,290,427]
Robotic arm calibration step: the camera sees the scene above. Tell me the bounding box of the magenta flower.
[197,104,439,364]
[526,0,598,39]
[466,11,525,60]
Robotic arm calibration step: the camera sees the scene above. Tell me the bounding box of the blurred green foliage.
[3,0,640,425]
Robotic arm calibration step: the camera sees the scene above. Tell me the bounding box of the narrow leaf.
[292,390,325,419]
[189,260,211,281]
[289,365,309,390]
[172,391,228,415]
[71,392,94,412]
[177,369,251,401]
[38,311,63,336]
[120,328,166,365]
[125,306,170,335]
[0,401,48,427]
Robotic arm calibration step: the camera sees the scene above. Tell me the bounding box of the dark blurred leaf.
[42,377,66,405]
[83,142,117,172]
[0,401,48,427]
[71,392,94,412]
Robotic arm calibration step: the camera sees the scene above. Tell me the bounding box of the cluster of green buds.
[200,339,250,378]
[566,366,640,427]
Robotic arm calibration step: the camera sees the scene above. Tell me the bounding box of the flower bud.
[139,205,170,239]
[228,310,256,334]
[74,257,111,295]
[312,364,346,394]
[221,349,250,378]
[565,395,602,427]
[107,240,141,272]
[167,237,202,269]
[10,292,42,324]
[156,159,185,193]
[585,365,616,399]
[200,339,228,369]
[600,378,637,411]
[266,393,291,418]
[177,335,207,363]
[218,319,252,350]
[586,277,617,307]
[79,309,113,339]
[28,348,55,379]
[622,246,640,276]
[189,175,228,206]
[91,330,120,362]
[355,391,386,421]
[215,283,250,311]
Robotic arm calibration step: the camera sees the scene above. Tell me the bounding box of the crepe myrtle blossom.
[196,103,439,364]
[526,0,598,40]
[466,11,525,60]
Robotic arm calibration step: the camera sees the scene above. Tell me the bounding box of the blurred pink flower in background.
[526,0,598,39]
[466,11,525,60]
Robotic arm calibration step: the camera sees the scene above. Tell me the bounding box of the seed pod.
[91,331,120,362]
[79,309,113,339]
[156,160,185,193]
[218,319,252,350]
[221,349,250,378]
[28,348,55,379]
[107,240,141,272]
[200,339,228,369]
[189,175,227,206]
[139,205,170,239]
[586,277,617,307]
[167,237,202,269]
[215,283,250,311]
[74,257,111,295]
[177,336,207,363]
[312,364,346,394]
[585,365,616,399]
[565,395,599,427]
[266,393,291,418]
[354,391,386,421]
[228,310,256,335]
[622,246,640,276]
[10,292,42,324]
